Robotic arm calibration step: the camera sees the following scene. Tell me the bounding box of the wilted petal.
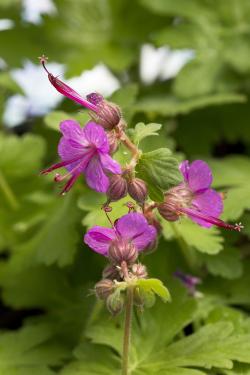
[83,122,109,152]
[187,160,213,192]
[116,212,157,251]
[85,156,109,193]
[191,188,223,227]
[84,227,116,255]
[99,153,121,174]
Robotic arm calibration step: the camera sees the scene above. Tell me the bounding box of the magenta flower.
[84,212,157,256]
[158,160,243,231]
[41,120,121,194]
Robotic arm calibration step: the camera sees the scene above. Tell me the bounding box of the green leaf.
[0,133,46,179]
[202,248,243,279]
[136,148,182,197]
[130,122,162,145]
[136,278,171,302]
[0,323,68,374]
[13,193,81,268]
[162,219,224,254]
[134,93,246,117]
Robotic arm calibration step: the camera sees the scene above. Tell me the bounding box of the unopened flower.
[107,174,128,202]
[132,263,148,279]
[127,177,148,204]
[158,160,243,231]
[41,120,121,194]
[95,279,114,300]
[109,239,138,265]
[174,270,201,297]
[40,56,122,129]
[84,212,157,260]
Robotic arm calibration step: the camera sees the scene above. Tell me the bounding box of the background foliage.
[0,0,250,374]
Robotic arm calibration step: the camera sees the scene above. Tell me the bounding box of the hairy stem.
[122,286,134,375]
[0,170,20,210]
[120,131,140,170]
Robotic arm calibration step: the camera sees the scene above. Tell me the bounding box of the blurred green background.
[1,1,250,374]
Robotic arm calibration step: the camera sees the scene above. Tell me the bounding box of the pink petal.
[84,227,116,255]
[85,156,109,193]
[187,160,213,192]
[58,138,93,173]
[99,153,122,174]
[116,213,157,251]
[132,225,157,251]
[60,120,87,144]
[83,122,109,152]
[191,188,223,227]
[179,160,189,181]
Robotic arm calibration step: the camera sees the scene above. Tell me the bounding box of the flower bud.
[128,178,148,204]
[87,92,121,130]
[102,264,121,280]
[157,201,179,222]
[108,239,138,265]
[106,292,124,316]
[95,279,114,300]
[107,175,128,202]
[132,263,148,279]
[107,130,119,154]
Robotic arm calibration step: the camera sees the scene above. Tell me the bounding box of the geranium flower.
[158,160,243,231]
[84,212,157,257]
[41,120,121,194]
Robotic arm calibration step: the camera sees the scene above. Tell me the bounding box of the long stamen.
[178,207,243,232]
[39,55,98,113]
[54,154,90,182]
[41,154,85,175]
[60,174,79,195]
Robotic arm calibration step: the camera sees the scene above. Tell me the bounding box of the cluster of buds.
[107,175,148,205]
[94,261,148,315]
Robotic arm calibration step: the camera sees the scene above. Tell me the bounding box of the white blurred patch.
[67,64,120,98]
[22,0,57,24]
[140,44,194,85]
[3,60,64,127]
[0,19,14,31]
[3,95,30,127]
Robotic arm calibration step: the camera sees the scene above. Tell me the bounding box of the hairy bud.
[107,175,128,202]
[87,92,121,130]
[132,263,148,279]
[128,178,148,203]
[95,279,114,300]
[157,201,179,221]
[108,239,138,265]
[106,292,124,316]
[102,264,121,280]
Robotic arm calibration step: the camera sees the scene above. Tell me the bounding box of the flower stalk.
[122,285,134,375]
